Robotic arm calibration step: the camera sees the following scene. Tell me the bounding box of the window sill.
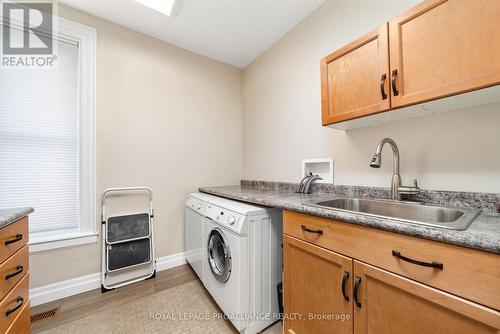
[29,232,98,253]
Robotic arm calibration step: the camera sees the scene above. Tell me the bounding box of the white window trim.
[26,16,97,253]
[30,232,97,253]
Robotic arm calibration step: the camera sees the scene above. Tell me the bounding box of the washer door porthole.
[207,228,232,282]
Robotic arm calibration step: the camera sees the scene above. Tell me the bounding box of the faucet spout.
[369,138,418,200]
[370,138,400,174]
[303,175,322,194]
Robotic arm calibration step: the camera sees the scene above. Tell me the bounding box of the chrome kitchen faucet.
[370,138,420,200]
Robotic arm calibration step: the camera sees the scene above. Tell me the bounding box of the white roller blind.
[0,40,81,233]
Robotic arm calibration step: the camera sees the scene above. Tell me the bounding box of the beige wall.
[243,0,500,193]
[30,5,243,288]
[31,0,500,289]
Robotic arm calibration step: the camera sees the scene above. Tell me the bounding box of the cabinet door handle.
[341,271,350,302]
[380,74,387,100]
[4,234,23,246]
[5,296,24,317]
[392,250,443,270]
[353,276,362,308]
[5,265,24,281]
[300,225,323,235]
[391,69,399,96]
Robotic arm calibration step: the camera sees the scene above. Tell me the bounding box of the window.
[0,17,96,252]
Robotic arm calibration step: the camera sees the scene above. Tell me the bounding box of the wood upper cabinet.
[283,235,353,334]
[321,24,390,125]
[389,0,500,108]
[353,261,500,334]
[321,0,500,126]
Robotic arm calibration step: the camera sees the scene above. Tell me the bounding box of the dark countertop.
[200,184,500,254]
[0,207,34,229]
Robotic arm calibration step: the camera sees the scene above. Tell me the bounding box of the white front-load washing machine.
[202,196,282,334]
[205,217,247,331]
[185,192,221,284]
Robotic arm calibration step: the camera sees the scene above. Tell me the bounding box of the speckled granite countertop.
[200,182,500,254]
[0,208,34,229]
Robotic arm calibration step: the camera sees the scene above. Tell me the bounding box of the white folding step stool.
[101,187,156,292]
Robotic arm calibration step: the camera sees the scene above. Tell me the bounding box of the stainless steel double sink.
[304,197,481,230]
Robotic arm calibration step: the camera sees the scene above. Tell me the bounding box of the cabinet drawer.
[283,211,340,250]
[0,274,29,333]
[284,210,500,311]
[5,300,30,334]
[0,218,28,264]
[0,246,29,300]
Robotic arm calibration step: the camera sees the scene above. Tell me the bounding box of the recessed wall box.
[302,158,334,184]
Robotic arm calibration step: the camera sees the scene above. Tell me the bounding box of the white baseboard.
[30,251,186,307]
[30,273,102,307]
[155,251,187,271]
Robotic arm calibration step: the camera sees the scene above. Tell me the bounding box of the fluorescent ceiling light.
[134,0,182,16]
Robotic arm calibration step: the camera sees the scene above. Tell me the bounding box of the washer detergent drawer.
[185,207,205,280]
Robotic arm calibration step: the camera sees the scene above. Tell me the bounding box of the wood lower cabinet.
[283,211,500,334]
[321,24,390,125]
[389,0,500,108]
[0,217,31,334]
[283,235,353,334]
[353,261,500,334]
[283,210,500,311]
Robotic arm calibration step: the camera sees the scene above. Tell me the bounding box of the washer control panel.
[186,196,207,215]
[205,204,246,234]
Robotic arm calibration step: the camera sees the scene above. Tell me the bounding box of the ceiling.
[59,0,325,68]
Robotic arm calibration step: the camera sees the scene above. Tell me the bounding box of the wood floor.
[30,265,282,333]
[31,265,210,333]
